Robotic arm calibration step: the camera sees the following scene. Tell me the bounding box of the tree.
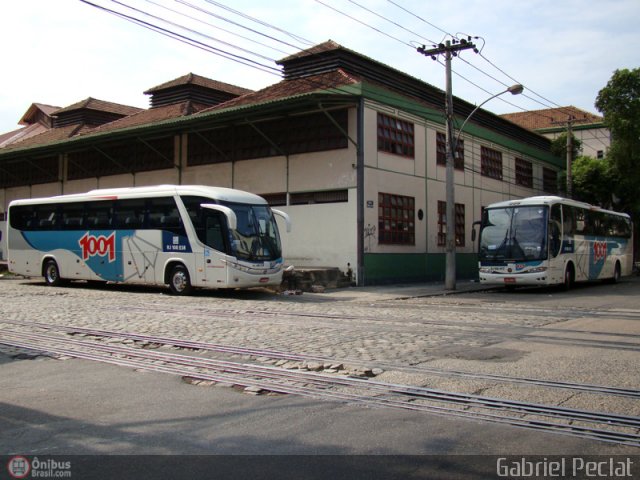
[594,68,640,215]
[550,132,582,160]
[571,155,614,208]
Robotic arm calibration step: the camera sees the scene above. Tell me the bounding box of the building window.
[597,150,604,159]
[290,189,348,205]
[436,132,464,170]
[437,201,465,247]
[481,146,503,180]
[377,113,415,158]
[543,168,558,194]
[261,193,287,206]
[515,158,533,188]
[378,193,415,245]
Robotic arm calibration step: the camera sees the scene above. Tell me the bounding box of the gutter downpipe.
[356,98,365,287]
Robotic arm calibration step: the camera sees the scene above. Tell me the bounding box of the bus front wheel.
[43,260,63,287]
[168,265,193,295]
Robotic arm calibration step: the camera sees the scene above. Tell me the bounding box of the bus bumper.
[479,269,549,286]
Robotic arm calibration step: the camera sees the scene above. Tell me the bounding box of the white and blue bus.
[476,196,633,289]
[7,185,291,295]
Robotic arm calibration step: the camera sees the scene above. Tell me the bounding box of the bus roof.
[9,185,269,206]
[485,196,630,219]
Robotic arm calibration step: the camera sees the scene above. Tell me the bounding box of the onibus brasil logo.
[7,456,72,478]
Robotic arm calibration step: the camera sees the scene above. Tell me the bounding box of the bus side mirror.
[200,204,237,230]
[471,220,481,242]
[272,209,291,233]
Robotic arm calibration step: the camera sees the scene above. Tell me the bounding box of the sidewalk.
[299,279,492,303]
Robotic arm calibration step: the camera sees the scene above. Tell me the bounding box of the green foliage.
[571,155,614,208]
[593,68,640,223]
[550,133,582,159]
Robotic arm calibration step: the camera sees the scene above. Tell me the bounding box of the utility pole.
[552,114,579,198]
[566,116,574,198]
[418,38,477,290]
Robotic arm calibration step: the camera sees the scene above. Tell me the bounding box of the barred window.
[436,132,464,170]
[290,189,348,205]
[481,146,503,180]
[515,158,533,188]
[378,193,415,245]
[377,113,415,158]
[543,167,558,194]
[437,201,465,247]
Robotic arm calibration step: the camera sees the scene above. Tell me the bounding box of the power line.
[201,0,315,46]
[142,0,294,56]
[79,0,281,76]
[111,0,278,63]
[176,0,307,51]
[313,0,413,48]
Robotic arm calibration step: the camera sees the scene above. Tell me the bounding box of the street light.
[444,83,524,290]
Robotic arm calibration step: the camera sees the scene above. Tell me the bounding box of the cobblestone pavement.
[2,277,640,425]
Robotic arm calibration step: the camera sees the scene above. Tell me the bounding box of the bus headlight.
[527,266,547,273]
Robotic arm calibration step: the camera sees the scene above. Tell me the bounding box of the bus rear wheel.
[43,260,63,287]
[168,265,193,295]
[609,262,621,284]
[562,264,574,291]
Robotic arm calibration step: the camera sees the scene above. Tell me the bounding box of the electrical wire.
[79,0,281,75]
[142,0,294,55]
[313,0,413,48]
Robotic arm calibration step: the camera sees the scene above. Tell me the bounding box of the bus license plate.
[504,277,516,284]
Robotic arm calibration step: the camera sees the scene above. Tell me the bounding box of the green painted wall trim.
[363,252,478,285]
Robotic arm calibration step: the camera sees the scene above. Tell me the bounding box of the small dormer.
[52,98,143,128]
[18,103,60,129]
[144,73,253,109]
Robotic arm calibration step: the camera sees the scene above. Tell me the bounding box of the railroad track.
[1,322,640,447]
[3,318,640,400]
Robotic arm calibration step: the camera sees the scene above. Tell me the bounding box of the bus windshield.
[223,202,282,262]
[479,206,548,263]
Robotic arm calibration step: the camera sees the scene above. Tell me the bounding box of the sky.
[1,0,638,134]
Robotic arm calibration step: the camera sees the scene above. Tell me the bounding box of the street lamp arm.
[454,84,524,149]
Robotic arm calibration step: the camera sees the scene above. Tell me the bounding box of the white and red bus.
[476,196,633,289]
[7,185,291,295]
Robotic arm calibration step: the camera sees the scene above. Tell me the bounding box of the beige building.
[0,41,562,284]
[501,106,610,160]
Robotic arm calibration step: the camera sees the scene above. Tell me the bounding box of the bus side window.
[114,199,146,229]
[549,204,562,258]
[86,202,113,229]
[60,203,85,230]
[562,205,574,238]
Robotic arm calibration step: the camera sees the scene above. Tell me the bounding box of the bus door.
[198,209,229,288]
[547,204,563,281]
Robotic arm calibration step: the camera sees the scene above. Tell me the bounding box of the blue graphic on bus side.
[21,230,192,282]
[587,237,627,280]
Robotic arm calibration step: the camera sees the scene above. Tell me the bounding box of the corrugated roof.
[144,72,253,96]
[53,97,143,116]
[86,101,207,134]
[0,124,92,151]
[0,123,51,148]
[202,69,360,112]
[500,106,603,130]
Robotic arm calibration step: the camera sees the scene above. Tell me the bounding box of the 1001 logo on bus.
[79,232,116,262]
[593,240,607,263]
